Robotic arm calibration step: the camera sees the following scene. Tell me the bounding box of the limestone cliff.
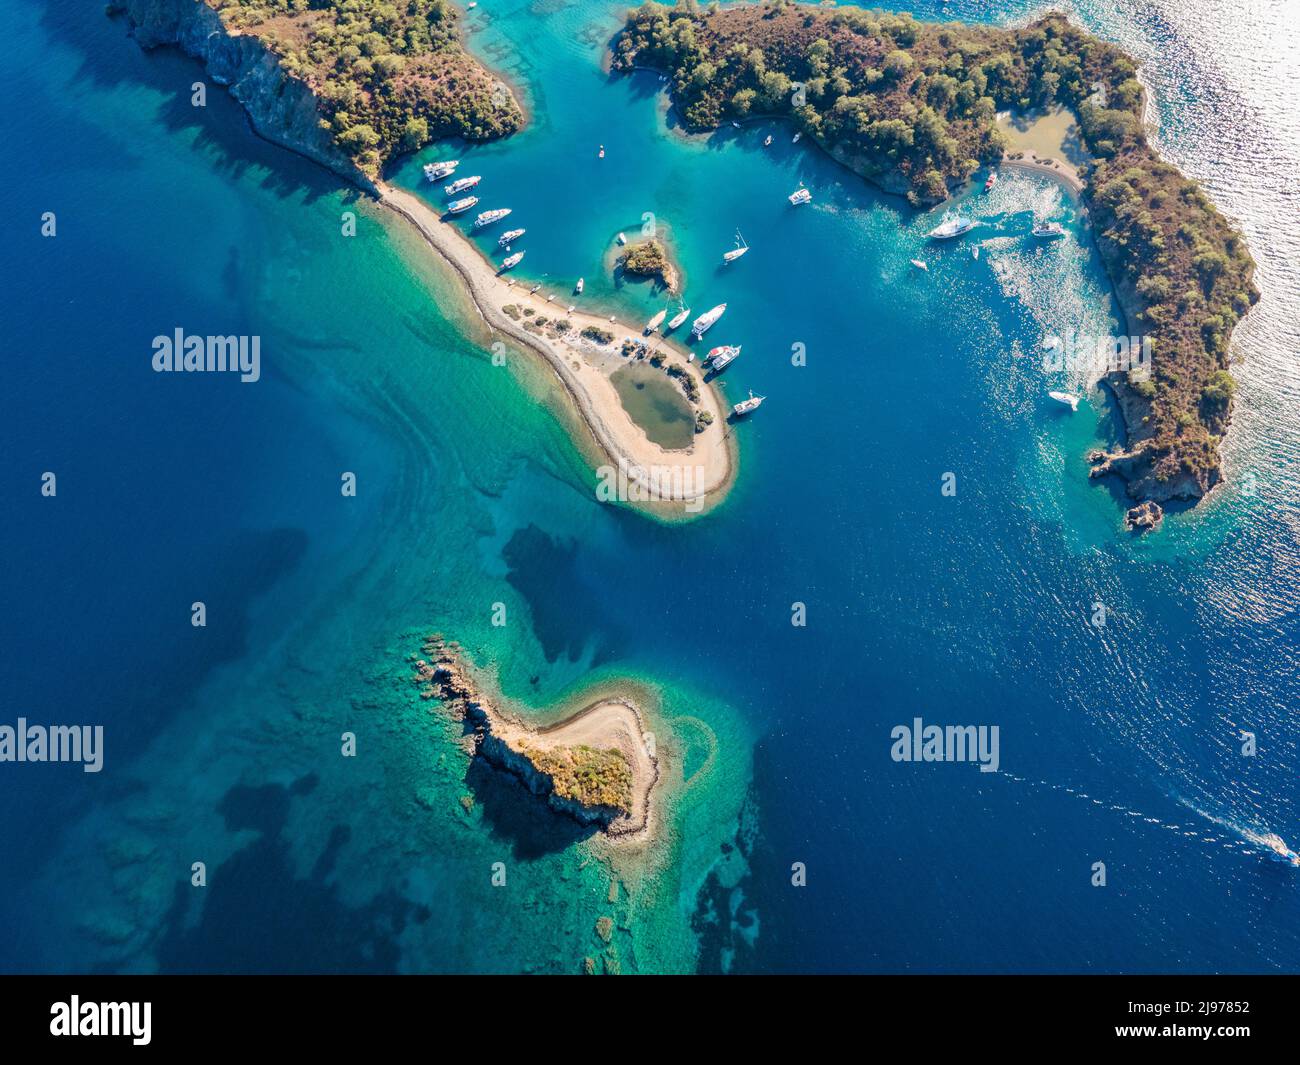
[113,0,375,190]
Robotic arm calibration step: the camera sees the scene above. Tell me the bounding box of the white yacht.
[473,208,512,229]
[723,231,749,264]
[927,216,977,240]
[788,185,812,206]
[706,345,741,370]
[447,196,478,215]
[497,228,526,247]
[444,175,481,195]
[732,391,765,416]
[1048,390,1081,411]
[424,160,459,181]
[1033,220,1067,239]
[690,303,727,339]
[500,252,524,271]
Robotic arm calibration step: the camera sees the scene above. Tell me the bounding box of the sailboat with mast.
[723,230,749,264]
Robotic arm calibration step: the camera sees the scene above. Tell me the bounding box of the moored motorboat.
[500,252,524,271]
[706,344,741,369]
[498,228,526,247]
[444,175,481,195]
[575,278,584,294]
[473,208,512,229]
[927,216,977,240]
[911,258,928,271]
[984,170,998,192]
[1048,390,1080,411]
[424,159,459,180]
[764,134,773,147]
[616,232,628,245]
[792,131,802,143]
[690,303,727,339]
[1032,220,1067,239]
[732,391,765,416]
[447,196,478,215]
[788,185,812,206]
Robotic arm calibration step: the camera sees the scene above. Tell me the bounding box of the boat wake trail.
[994,772,1299,868]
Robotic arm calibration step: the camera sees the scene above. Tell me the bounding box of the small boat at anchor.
[732,391,765,416]
[666,305,690,332]
[788,184,812,206]
[473,208,512,229]
[616,232,628,245]
[792,131,802,143]
[498,228,526,247]
[1048,390,1081,411]
[764,134,773,147]
[575,278,584,294]
[706,345,741,370]
[1032,220,1067,239]
[911,259,929,271]
[723,230,749,264]
[447,196,478,215]
[927,216,977,240]
[984,170,998,192]
[424,159,459,181]
[691,303,727,339]
[500,252,524,271]
[645,308,668,334]
[445,175,481,195]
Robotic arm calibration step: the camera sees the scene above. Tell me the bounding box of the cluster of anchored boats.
[907,168,1077,412]
[427,155,766,421]
[635,230,762,418]
[426,159,526,271]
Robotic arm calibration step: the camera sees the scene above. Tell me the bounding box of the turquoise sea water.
[2,0,1298,973]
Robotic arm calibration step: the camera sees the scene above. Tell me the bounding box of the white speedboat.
[911,259,928,271]
[788,185,812,206]
[1049,390,1080,411]
[666,306,690,331]
[424,159,459,180]
[691,303,727,339]
[444,175,481,195]
[497,228,526,247]
[645,308,668,334]
[723,230,749,264]
[575,278,584,294]
[616,232,628,245]
[764,134,773,147]
[927,216,977,240]
[473,208,512,229]
[732,391,765,416]
[706,344,741,370]
[447,196,478,215]
[792,131,802,143]
[1032,220,1067,239]
[500,252,524,271]
[1261,833,1300,866]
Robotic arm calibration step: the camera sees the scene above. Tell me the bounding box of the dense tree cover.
[616,1,1258,497]
[210,0,522,176]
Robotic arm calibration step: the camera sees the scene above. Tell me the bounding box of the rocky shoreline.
[412,636,659,840]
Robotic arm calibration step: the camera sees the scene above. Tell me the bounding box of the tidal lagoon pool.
[4,0,1299,976]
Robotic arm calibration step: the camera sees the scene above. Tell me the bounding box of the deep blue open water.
[1,0,1298,972]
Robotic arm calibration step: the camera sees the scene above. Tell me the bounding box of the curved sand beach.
[379,183,734,511]
[414,636,660,842]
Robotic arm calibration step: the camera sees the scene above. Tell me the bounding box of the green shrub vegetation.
[616,1,1257,497]
[208,0,523,176]
[519,744,634,812]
